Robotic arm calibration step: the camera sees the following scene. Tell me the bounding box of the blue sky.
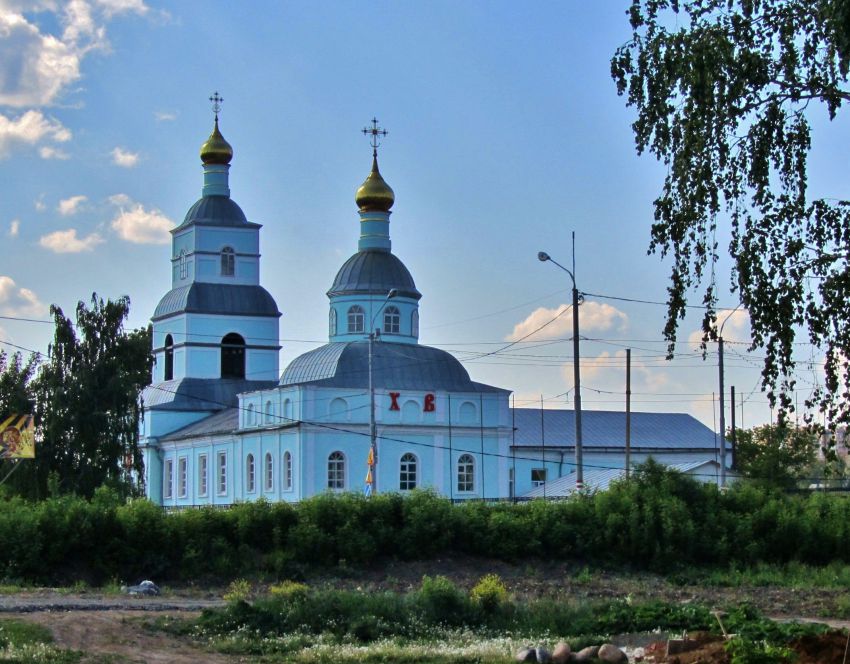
[0,0,841,430]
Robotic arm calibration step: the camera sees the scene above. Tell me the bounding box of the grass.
[0,618,80,663]
[667,561,850,589]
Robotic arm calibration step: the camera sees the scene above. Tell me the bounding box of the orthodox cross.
[209,91,224,120]
[362,117,388,157]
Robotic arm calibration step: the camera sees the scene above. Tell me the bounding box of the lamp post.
[717,303,742,489]
[368,288,398,495]
[538,249,583,489]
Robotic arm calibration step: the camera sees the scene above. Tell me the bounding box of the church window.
[329,308,337,336]
[164,459,173,499]
[247,404,255,426]
[399,452,417,491]
[347,306,364,334]
[283,451,293,491]
[283,398,293,422]
[221,333,246,379]
[217,452,228,494]
[221,246,235,276]
[179,250,188,279]
[164,334,174,381]
[246,454,256,493]
[383,306,400,334]
[265,400,274,424]
[411,310,419,337]
[531,468,547,488]
[178,456,188,498]
[264,452,273,491]
[328,451,345,490]
[509,467,515,499]
[457,454,474,493]
[198,454,208,497]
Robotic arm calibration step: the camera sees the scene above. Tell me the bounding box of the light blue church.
[139,109,725,507]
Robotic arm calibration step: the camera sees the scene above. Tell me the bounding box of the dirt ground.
[3,557,850,663]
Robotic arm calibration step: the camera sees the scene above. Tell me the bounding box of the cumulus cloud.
[579,349,672,395]
[687,309,752,348]
[110,146,138,167]
[39,228,104,253]
[506,302,628,342]
[38,145,70,159]
[57,194,87,216]
[0,110,71,159]
[0,276,45,317]
[0,0,151,108]
[8,219,19,238]
[154,110,176,122]
[109,194,172,244]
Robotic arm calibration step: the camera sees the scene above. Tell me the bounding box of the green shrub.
[223,578,251,603]
[469,574,507,614]
[269,580,308,601]
[414,575,471,627]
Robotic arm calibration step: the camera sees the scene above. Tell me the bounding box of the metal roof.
[161,407,239,441]
[328,250,421,300]
[152,282,281,321]
[511,408,720,450]
[142,378,277,412]
[522,460,728,498]
[174,195,260,230]
[280,341,507,392]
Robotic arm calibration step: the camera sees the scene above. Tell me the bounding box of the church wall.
[193,227,260,286]
[183,314,279,380]
[329,294,418,343]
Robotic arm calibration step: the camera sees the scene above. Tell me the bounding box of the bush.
[469,573,507,614]
[269,580,308,601]
[414,575,471,627]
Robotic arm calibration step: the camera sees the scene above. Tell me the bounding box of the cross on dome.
[209,91,224,119]
[362,117,388,157]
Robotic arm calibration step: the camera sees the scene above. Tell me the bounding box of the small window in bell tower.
[164,334,174,381]
[221,332,245,378]
[221,247,235,276]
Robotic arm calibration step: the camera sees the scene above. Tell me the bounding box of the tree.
[0,350,37,417]
[733,424,818,488]
[611,0,850,423]
[31,294,152,499]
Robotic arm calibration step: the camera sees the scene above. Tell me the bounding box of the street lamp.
[717,303,742,489]
[368,288,398,495]
[538,250,584,490]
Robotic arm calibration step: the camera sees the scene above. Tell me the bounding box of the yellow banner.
[0,415,35,459]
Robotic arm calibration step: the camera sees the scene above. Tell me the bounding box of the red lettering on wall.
[389,392,401,411]
[423,393,436,412]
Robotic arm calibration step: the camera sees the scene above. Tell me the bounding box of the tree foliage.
[612,0,850,422]
[733,424,819,488]
[0,295,152,499]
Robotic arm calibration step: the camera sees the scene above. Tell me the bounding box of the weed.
[222,578,251,604]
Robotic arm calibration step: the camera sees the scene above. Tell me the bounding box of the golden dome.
[355,154,394,212]
[200,118,233,165]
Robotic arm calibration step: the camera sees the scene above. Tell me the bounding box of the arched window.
[179,249,188,279]
[347,305,364,334]
[328,451,345,490]
[283,451,293,490]
[163,334,174,381]
[265,400,274,424]
[221,333,245,378]
[264,452,273,491]
[383,305,400,334]
[400,452,417,491]
[221,246,235,276]
[329,308,337,336]
[247,403,255,426]
[411,310,419,337]
[283,398,293,422]
[246,454,255,493]
[457,454,474,493]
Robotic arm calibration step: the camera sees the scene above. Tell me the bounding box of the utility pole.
[718,337,727,487]
[626,348,631,480]
[730,386,736,470]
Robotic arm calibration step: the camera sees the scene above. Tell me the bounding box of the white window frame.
[412,310,419,337]
[246,453,256,493]
[383,305,400,334]
[177,456,188,498]
[283,451,293,491]
[399,452,417,491]
[164,459,174,499]
[179,249,188,279]
[329,308,337,336]
[531,468,547,488]
[328,451,345,490]
[221,246,235,276]
[198,454,208,497]
[217,451,228,495]
[457,454,475,493]
[264,452,273,491]
[347,305,364,334]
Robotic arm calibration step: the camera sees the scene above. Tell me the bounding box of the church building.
[139,105,724,507]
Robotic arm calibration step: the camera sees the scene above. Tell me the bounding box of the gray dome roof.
[328,250,421,300]
[153,282,280,321]
[175,195,259,231]
[280,341,506,392]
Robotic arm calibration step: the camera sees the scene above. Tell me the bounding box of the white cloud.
[687,309,752,348]
[0,1,151,108]
[39,228,104,253]
[154,110,176,122]
[110,146,138,167]
[8,219,19,238]
[34,195,46,212]
[0,276,45,317]
[57,194,87,216]
[0,110,71,159]
[38,145,70,159]
[506,302,629,342]
[109,194,172,244]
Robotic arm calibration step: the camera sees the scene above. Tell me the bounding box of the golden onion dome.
[200,118,233,165]
[355,154,394,212]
